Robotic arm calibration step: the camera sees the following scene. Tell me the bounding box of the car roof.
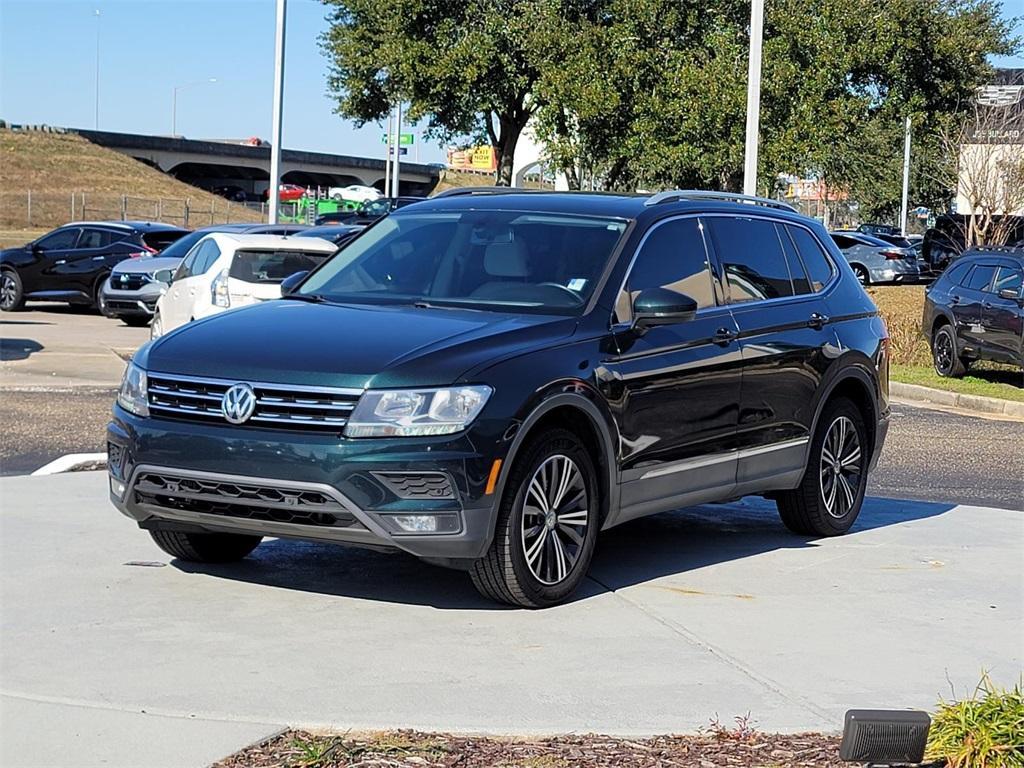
[204,232,338,252]
[406,190,817,225]
[62,220,185,232]
[958,247,1024,264]
[297,225,363,235]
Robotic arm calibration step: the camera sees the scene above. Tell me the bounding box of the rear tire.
[852,265,870,285]
[120,315,151,327]
[149,530,262,563]
[775,397,868,537]
[932,324,966,378]
[0,268,24,311]
[470,428,599,608]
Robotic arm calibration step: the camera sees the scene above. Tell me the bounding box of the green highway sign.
[381,133,415,146]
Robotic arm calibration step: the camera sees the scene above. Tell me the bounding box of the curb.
[30,452,108,476]
[890,381,1024,421]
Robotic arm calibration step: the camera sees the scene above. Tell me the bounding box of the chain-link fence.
[0,191,265,230]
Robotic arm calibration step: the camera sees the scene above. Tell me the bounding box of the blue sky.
[1,0,1021,166]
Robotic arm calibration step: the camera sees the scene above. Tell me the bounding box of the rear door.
[983,263,1024,362]
[706,215,837,486]
[601,215,744,518]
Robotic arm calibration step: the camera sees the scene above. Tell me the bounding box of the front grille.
[146,372,361,432]
[134,472,364,529]
[113,274,150,291]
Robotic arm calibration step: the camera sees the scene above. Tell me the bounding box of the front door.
[705,215,836,484]
[25,227,81,294]
[599,215,743,520]
[957,263,998,355]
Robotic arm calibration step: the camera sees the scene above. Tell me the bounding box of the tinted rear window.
[229,249,331,283]
[142,231,188,250]
[709,217,794,302]
[788,226,834,292]
[965,265,996,292]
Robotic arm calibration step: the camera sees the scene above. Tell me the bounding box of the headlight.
[344,385,492,437]
[117,362,149,417]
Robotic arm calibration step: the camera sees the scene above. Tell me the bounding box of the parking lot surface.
[2,471,1020,766]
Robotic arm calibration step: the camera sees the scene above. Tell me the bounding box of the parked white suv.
[151,233,337,338]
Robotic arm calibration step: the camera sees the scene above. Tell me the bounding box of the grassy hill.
[0,128,261,233]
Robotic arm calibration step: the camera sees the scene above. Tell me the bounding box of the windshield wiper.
[283,292,329,303]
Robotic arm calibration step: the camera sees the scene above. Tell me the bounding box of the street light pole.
[742,0,764,197]
[899,116,912,236]
[391,101,402,197]
[384,108,393,198]
[171,79,217,136]
[94,9,101,129]
[268,0,287,224]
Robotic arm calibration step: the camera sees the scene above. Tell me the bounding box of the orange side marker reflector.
[485,459,503,495]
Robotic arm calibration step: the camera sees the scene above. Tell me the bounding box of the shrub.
[926,676,1024,768]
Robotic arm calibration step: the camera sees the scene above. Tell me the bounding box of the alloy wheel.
[520,454,589,585]
[934,330,954,374]
[0,273,17,310]
[819,415,862,519]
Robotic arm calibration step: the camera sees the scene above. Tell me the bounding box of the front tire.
[932,324,966,378]
[120,315,151,327]
[150,311,164,339]
[0,268,25,311]
[470,428,599,608]
[149,530,262,562]
[776,397,868,537]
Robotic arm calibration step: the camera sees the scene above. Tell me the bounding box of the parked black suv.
[923,247,1024,377]
[0,221,187,312]
[108,190,890,607]
[315,196,426,226]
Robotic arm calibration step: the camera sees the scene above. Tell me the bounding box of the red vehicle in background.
[262,184,306,202]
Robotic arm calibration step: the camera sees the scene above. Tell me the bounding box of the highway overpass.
[74,129,440,198]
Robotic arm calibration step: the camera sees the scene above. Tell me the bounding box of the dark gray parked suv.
[108,189,890,607]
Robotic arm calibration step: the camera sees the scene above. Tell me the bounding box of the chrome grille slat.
[146,371,362,432]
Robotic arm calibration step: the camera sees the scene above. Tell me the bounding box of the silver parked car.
[829,231,920,285]
[101,223,309,326]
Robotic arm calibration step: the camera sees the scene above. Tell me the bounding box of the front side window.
[615,217,715,322]
[299,210,627,314]
[965,264,997,292]
[229,249,331,283]
[36,228,80,251]
[710,216,794,303]
[992,265,1023,297]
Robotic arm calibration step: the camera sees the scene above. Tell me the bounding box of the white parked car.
[327,184,383,203]
[151,233,337,338]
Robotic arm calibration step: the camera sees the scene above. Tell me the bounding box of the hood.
[112,256,183,275]
[143,299,577,389]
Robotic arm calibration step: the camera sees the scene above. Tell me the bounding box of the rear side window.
[229,249,331,284]
[142,231,187,251]
[709,217,793,302]
[965,264,996,292]
[194,241,222,274]
[830,234,859,250]
[993,266,1023,296]
[774,225,811,295]
[77,228,117,249]
[788,227,834,292]
[616,217,715,322]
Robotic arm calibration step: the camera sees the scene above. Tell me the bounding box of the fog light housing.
[109,476,127,500]
[384,513,460,534]
[839,709,930,764]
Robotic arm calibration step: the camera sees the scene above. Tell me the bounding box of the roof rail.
[432,186,541,199]
[645,189,797,213]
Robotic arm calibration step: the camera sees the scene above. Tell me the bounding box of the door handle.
[713,327,737,346]
[807,312,830,330]
[54,259,66,265]
[92,256,105,260]
[982,301,993,309]
[950,295,960,305]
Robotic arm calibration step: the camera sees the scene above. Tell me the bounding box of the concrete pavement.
[1,471,1020,766]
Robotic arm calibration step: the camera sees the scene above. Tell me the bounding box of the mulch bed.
[215,726,848,768]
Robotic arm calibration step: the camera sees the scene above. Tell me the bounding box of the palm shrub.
[926,676,1024,768]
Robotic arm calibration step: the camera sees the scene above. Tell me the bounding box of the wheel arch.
[808,367,880,466]
[489,392,619,534]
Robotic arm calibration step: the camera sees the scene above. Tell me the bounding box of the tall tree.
[320,0,597,185]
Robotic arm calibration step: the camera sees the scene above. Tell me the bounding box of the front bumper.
[107,406,503,564]
[101,282,164,317]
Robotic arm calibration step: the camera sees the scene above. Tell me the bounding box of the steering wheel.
[537,282,585,304]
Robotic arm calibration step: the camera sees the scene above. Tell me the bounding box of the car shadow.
[170,495,956,610]
[0,338,43,361]
[0,320,52,326]
[963,367,1023,388]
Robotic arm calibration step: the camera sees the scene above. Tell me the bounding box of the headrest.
[483,239,529,278]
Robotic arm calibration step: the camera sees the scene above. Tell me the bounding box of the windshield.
[298,210,627,314]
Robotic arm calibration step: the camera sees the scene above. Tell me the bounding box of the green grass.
[892,364,1024,403]
[926,676,1024,768]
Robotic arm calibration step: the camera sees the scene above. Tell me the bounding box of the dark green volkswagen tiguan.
[108,189,890,607]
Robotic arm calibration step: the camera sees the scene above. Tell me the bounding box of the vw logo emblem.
[221,383,256,424]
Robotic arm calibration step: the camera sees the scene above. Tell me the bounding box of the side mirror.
[632,288,698,331]
[997,288,1022,302]
[31,242,43,252]
[280,270,309,295]
[152,268,175,285]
